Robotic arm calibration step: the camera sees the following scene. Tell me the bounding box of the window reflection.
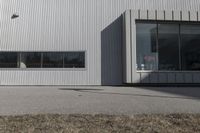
[158,24,180,70]
[181,25,200,70]
[64,52,85,68]
[136,23,158,70]
[136,21,200,71]
[21,53,41,68]
[0,52,86,69]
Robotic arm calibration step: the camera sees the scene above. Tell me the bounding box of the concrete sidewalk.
[0,86,200,116]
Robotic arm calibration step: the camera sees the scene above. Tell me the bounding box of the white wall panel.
[148,10,156,20]
[190,11,198,21]
[165,11,173,20]
[157,11,165,20]
[140,10,148,20]
[173,11,181,21]
[182,11,190,21]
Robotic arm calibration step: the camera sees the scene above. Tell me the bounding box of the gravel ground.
[0,114,200,133]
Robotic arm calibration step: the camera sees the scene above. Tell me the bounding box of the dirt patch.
[0,114,200,133]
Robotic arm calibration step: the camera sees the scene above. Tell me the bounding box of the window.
[181,25,200,71]
[43,53,64,68]
[0,52,18,68]
[136,21,200,71]
[158,24,180,70]
[136,23,158,70]
[20,53,41,68]
[0,52,85,69]
[64,52,85,68]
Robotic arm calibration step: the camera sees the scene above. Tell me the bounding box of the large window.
[136,21,200,71]
[0,52,85,69]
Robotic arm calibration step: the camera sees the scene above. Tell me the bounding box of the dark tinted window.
[0,52,18,68]
[181,25,200,70]
[158,24,180,70]
[21,53,41,68]
[64,52,85,68]
[43,53,63,68]
[0,52,86,69]
[136,21,200,71]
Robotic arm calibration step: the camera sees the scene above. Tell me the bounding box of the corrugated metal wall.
[0,0,200,85]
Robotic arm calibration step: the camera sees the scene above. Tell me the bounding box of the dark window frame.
[0,51,86,70]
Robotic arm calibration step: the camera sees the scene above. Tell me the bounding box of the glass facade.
[136,21,200,71]
[181,25,200,71]
[0,52,85,69]
[158,24,180,70]
[136,23,158,70]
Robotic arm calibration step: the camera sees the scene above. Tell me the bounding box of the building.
[1,0,200,85]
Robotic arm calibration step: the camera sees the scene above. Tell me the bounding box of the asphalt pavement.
[0,86,200,116]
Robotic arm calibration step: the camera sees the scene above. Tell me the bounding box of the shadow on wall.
[101,15,123,85]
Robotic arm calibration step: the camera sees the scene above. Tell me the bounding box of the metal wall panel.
[149,73,158,83]
[141,73,150,83]
[158,73,168,83]
[1,0,200,85]
[175,73,185,83]
[184,73,193,83]
[167,73,176,83]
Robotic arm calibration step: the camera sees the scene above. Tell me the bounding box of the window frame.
[136,20,200,72]
[0,51,87,71]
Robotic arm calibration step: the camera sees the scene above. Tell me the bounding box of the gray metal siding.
[1,0,200,85]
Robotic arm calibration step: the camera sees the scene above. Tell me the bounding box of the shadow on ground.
[59,88,199,100]
[59,88,104,91]
[137,86,200,100]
